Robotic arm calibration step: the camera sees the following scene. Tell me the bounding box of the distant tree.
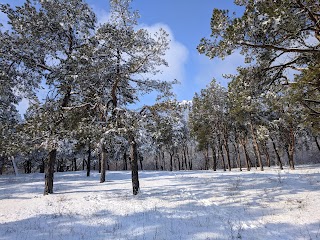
[189,80,229,171]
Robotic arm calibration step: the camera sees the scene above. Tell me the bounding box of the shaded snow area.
[1,166,320,240]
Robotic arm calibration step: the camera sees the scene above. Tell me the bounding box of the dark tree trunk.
[44,149,56,195]
[211,145,217,171]
[270,136,283,170]
[87,142,91,177]
[130,137,139,195]
[73,158,77,171]
[107,158,110,171]
[139,155,143,170]
[0,156,5,175]
[100,145,107,183]
[223,141,231,171]
[155,155,159,170]
[183,146,188,170]
[123,152,128,170]
[40,159,45,173]
[250,123,264,171]
[177,153,181,170]
[169,152,174,171]
[24,160,32,173]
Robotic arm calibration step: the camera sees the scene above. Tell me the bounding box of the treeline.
[1,0,320,196]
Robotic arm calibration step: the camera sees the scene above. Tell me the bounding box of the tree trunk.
[139,155,143,170]
[223,141,232,171]
[123,152,128,170]
[250,123,264,171]
[219,144,226,171]
[0,156,4,175]
[155,155,159,170]
[287,127,295,170]
[73,158,77,171]
[187,146,192,170]
[130,137,139,195]
[11,156,18,176]
[177,153,181,170]
[234,142,242,171]
[241,141,251,171]
[204,147,209,170]
[87,142,91,177]
[44,149,56,195]
[270,136,283,170]
[211,145,217,171]
[183,146,188,170]
[169,152,174,171]
[100,144,107,183]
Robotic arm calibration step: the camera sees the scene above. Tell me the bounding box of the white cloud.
[139,23,189,83]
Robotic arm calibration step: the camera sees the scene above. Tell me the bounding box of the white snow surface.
[1,166,320,240]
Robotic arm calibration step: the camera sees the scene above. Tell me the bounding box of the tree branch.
[239,41,320,53]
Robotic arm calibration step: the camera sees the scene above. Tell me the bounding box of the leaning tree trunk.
[130,136,139,195]
[270,135,283,170]
[223,140,232,171]
[314,136,320,152]
[100,144,107,183]
[44,149,57,195]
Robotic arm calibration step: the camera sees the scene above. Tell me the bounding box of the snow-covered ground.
[1,165,320,240]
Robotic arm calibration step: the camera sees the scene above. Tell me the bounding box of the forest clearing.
[1,165,320,240]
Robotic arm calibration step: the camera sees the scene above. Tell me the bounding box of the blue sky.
[1,0,245,111]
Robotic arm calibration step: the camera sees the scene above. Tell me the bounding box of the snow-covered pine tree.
[1,0,97,194]
[198,0,320,123]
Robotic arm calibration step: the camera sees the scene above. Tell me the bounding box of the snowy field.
[1,166,320,240]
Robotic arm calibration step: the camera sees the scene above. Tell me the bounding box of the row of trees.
[195,0,320,170]
[1,0,319,196]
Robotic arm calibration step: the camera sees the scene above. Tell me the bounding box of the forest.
[0,0,319,197]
